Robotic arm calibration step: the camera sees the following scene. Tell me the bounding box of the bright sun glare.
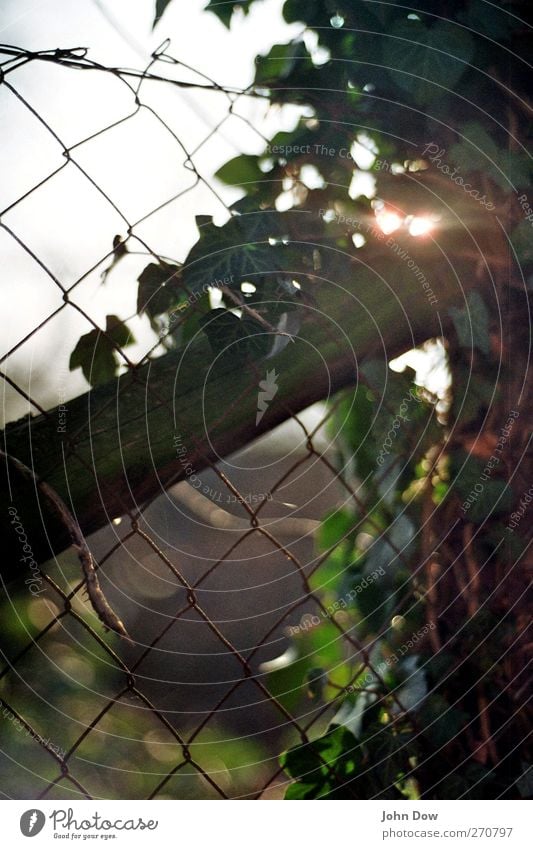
[375,208,436,237]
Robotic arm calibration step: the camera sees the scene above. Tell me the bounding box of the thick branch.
[2,231,500,566]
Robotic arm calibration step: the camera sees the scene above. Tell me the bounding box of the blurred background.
[1,0,350,799]
[3,0,527,803]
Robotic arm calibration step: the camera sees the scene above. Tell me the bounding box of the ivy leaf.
[280,727,360,798]
[241,314,271,359]
[448,124,529,191]
[284,781,323,800]
[205,0,233,27]
[254,41,305,86]
[280,727,358,785]
[137,261,182,319]
[215,154,264,188]
[333,386,376,481]
[449,124,532,190]
[283,0,323,27]
[199,309,270,363]
[384,20,474,105]
[69,315,135,388]
[266,618,344,712]
[153,0,172,28]
[69,330,112,387]
[199,308,244,357]
[179,291,211,345]
[182,210,290,294]
[205,1,256,28]
[317,507,356,552]
[105,314,134,348]
[449,290,490,356]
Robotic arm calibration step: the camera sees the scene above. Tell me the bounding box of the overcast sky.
[0,0,299,423]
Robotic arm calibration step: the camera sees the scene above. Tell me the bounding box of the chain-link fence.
[0,42,530,801]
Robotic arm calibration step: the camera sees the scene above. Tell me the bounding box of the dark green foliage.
[281,727,360,798]
[384,20,474,106]
[65,0,531,800]
[137,261,182,319]
[69,315,135,387]
[199,308,270,363]
[206,1,256,28]
[153,0,172,28]
[182,209,293,294]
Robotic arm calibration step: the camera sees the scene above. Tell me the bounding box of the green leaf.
[153,0,172,28]
[199,308,270,363]
[280,727,358,785]
[69,316,135,388]
[448,123,532,190]
[384,20,474,105]
[308,545,348,594]
[180,291,211,345]
[105,314,134,348]
[255,42,304,85]
[283,0,320,25]
[331,385,376,480]
[241,314,272,359]
[137,261,182,319]
[182,210,291,294]
[205,1,256,27]
[317,507,355,551]
[281,740,325,782]
[215,154,264,188]
[449,290,490,356]
[284,781,323,800]
[199,308,245,355]
[266,618,345,711]
[205,0,233,27]
[69,338,109,385]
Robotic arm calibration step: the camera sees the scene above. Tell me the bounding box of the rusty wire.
[0,42,496,801]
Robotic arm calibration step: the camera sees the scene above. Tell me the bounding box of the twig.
[219,284,295,340]
[2,450,131,641]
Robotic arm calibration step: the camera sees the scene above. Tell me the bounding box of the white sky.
[0,0,442,428]
[0,0,300,423]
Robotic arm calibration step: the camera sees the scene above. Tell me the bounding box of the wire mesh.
[0,42,530,802]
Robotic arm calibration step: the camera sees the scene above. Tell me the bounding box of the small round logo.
[20,810,46,837]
